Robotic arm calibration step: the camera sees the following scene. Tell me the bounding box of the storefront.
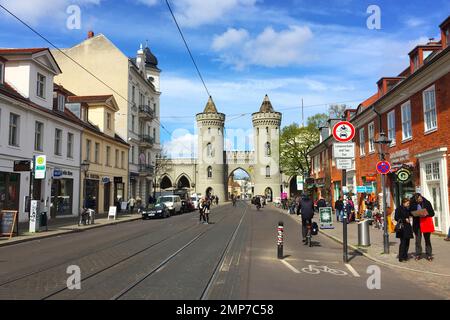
[50,169,75,218]
[85,175,100,213]
[0,172,20,212]
[114,177,125,203]
[102,177,111,213]
[390,165,415,209]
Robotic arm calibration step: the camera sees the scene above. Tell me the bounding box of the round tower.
[252,95,282,201]
[196,97,226,201]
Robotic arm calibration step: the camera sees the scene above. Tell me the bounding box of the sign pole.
[381,173,389,254]
[342,169,348,263]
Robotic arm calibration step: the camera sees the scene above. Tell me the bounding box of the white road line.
[281,260,301,274]
[304,260,320,263]
[345,263,360,277]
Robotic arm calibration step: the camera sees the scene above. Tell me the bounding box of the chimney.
[87,30,94,39]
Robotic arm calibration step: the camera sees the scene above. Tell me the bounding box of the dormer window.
[0,62,4,84]
[57,94,65,112]
[413,54,420,71]
[106,112,112,130]
[37,73,46,99]
[446,28,450,48]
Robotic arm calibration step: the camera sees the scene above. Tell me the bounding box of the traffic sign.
[336,159,352,170]
[34,155,46,179]
[332,121,355,143]
[333,143,355,159]
[376,161,391,175]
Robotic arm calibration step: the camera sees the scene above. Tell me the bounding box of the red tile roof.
[0,48,48,55]
[360,93,379,108]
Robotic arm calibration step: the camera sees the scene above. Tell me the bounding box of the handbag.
[420,216,435,233]
[394,220,404,233]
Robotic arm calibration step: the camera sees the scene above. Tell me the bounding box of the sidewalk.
[274,205,450,277]
[0,213,142,248]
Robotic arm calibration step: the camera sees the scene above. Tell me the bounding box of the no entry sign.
[376,161,391,175]
[332,121,355,143]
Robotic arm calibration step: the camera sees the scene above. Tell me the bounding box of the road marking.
[345,264,360,277]
[281,260,301,274]
[304,260,319,263]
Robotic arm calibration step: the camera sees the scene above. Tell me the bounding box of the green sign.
[319,207,334,229]
[396,168,412,184]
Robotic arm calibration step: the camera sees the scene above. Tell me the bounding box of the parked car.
[157,195,182,214]
[181,199,196,213]
[140,203,170,219]
[190,194,200,210]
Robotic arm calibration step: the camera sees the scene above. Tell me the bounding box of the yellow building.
[66,93,129,214]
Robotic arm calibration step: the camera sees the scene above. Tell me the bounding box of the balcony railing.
[138,105,155,119]
[139,135,155,148]
[139,164,155,175]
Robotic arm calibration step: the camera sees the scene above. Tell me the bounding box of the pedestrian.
[334,197,344,222]
[128,197,136,214]
[317,196,327,210]
[410,193,435,261]
[215,196,219,205]
[198,197,206,224]
[204,198,211,224]
[394,198,414,262]
[299,194,314,244]
[444,227,450,241]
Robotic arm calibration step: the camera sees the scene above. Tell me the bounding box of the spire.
[203,96,218,113]
[259,94,274,113]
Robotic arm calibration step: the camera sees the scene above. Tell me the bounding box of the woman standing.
[410,193,435,261]
[394,198,414,262]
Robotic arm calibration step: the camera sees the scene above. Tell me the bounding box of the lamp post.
[80,160,90,210]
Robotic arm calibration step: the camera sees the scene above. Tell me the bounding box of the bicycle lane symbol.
[301,265,348,276]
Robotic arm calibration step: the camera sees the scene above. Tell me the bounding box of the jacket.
[394,206,414,239]
[300,198,314,219]
[335,200,344,211]
[317,199,327,208]
[410,197,435,233]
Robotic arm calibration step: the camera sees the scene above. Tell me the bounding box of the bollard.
[277,221,284,259]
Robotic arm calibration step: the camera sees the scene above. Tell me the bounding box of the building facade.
[52,32,161,206]
[0,49,82,222]
[158,95,282,202]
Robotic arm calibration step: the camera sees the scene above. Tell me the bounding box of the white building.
[0,49,82,222]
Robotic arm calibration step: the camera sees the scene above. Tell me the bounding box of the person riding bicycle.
[231,194,237,207]
[299,194,314,245]
[255,196,261,210]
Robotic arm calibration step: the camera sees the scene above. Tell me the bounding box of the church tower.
[196,97,226,201]
[252,95,282,201]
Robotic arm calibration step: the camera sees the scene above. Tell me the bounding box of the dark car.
[140,203,170,219]
[181,199,195,213]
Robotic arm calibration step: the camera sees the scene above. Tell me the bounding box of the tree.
[307,113,328,129]
[328,104,347,119]
[280,120,321,178]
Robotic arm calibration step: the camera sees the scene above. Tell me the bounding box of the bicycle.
[301,265,348,276]
[305,221,313,247]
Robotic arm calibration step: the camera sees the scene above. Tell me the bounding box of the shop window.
[51,179,74,216]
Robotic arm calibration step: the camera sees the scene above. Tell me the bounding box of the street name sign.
[332,121,355,143]
[333,143,355,159]
[336,159,353,170]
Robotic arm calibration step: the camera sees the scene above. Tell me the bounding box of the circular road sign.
[332,121,355,143]
[376,161,391,175]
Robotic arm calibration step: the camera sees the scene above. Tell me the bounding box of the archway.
[227,168,253,201]
[160,176,173,190]
[177,175,191,189]
[265,187,273,202]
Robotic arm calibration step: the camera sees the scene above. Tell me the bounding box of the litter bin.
[40,210,48,232]
[358,219,371,247]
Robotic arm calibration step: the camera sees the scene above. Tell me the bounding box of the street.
[0,202,447,300]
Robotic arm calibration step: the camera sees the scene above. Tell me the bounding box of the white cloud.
[0,0,101,25]
[172,0,257,28]
[212,25,314,69]
[136,0,158,6]
[404,17,426,28]
[163,131,198,159]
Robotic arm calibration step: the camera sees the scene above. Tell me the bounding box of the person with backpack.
[299,194,314,245]
[334,197,344,222]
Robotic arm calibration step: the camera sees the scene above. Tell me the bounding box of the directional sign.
[336,159,353,170]
[333,143,355,159]
[332,121,355,143]
[376,161,391,175]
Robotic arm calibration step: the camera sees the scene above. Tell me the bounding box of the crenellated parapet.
[196,112,226,127]
[251,112,282,127]
[225,151,255,164]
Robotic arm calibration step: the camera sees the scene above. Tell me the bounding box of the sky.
[0,0,449,157]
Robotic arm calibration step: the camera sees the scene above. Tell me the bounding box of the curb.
[0,216,142,248]
[272,205,450,278]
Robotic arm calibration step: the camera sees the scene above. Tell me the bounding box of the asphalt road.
[0,201,447,300]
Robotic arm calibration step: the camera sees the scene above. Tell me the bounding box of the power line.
[165,0,211,98]
[0,3,173,137]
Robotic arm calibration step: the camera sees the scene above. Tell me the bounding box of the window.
[54,128,62,156]
[423,86,437,132]
[57,94,65,112]
[67,133,73,158]
[368,122,375,153]
[34,121,44,151]
[121,151,125,169]
[106,146,111,166]
[266,127,269,134]
[359,128,365,156]
[425,162,440,181]
[153,128,156,139]
[9,113,20,146]
[81,106,88,122]
[37,73,46,99]
[86,139,91,162]
[387,111,396,145]
[94,142,100,163]
[208,128,211,135]
[0,62,4,84]
[207,143,212,157]
[132,86,135,104]
[131,115,135,132]
[401,101,412,140]
[207,166,212,178]
[115,149,119,168]
[266,166,271,178]
[265,142,271,156]
[106,113,111,130]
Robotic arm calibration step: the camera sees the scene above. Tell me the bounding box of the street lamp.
[80,160,90,209]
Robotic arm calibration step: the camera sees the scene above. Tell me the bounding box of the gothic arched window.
[207,166,213,178]
[266,166,271,177]
[265,142,271,156]
[207,143,212,157]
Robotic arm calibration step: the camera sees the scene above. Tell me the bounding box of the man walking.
[410,193,435,261]
[128,197,136,214]
[335,197,344,222]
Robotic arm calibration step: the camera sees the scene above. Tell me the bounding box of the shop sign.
[102,177,111,184]
[390,149,410,163]
[114,177,123,184]
[395,168,412,184]
[13,160,31,172]
[296,176,304,191]
[53,169,74,179]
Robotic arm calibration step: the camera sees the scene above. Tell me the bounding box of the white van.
[190,194,200,210]
[157,195,182,214]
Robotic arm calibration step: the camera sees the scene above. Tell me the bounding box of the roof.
[143,45,158,68]
[67,95,114,104]
[259,94,274,113]
[203,96,219,113]
[360,93,379,108]
[0,48,48,55]
[439,15,450,29]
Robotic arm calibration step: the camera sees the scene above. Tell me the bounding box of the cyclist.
[298,194,314,245]
[255,196,261,211]
[231,194,237,207]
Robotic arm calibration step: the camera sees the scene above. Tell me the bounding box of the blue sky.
[0,0,449,155]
